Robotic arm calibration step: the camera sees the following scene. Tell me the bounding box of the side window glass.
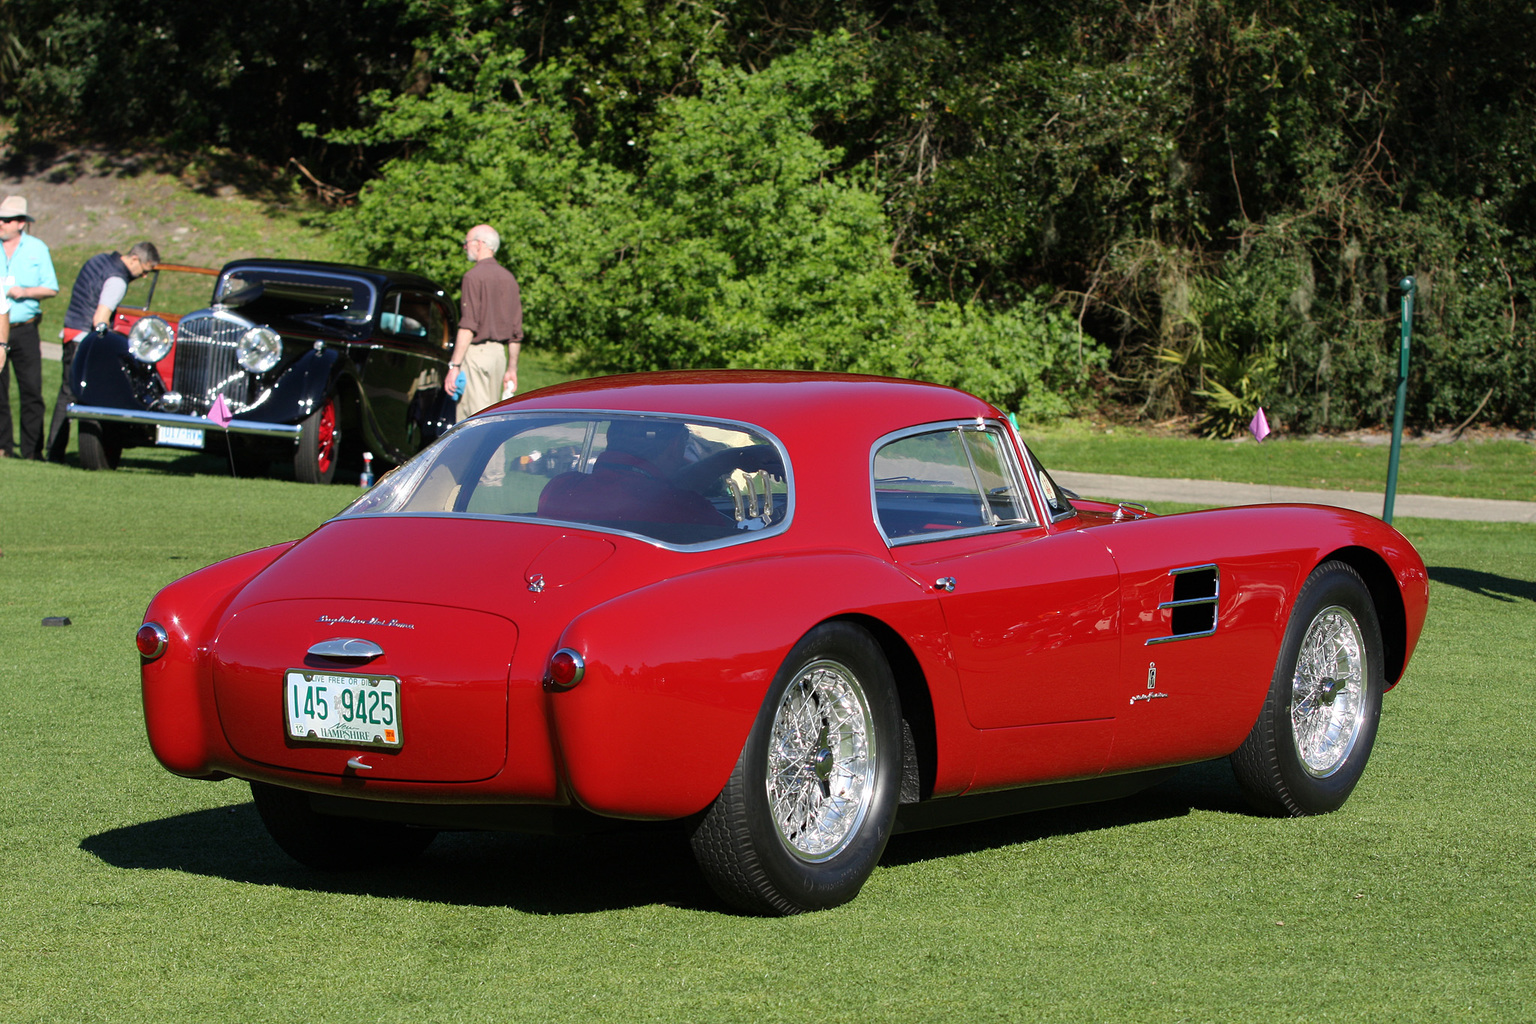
[379,290,429,339]
[874,426,1036,542]
[966,429,1033,526]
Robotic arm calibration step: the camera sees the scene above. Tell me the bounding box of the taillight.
[137,622,169,660]
[545,648,585,690]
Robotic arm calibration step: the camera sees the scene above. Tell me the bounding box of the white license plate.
[284,670,402,748]
[156,425,205,449]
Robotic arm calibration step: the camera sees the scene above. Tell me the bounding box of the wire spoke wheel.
[1290,605,1367,777]
[1231,560,1384,816]
[767,659,876,862]
[690,622,901,914]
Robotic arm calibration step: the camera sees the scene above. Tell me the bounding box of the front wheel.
[1231,560,1385,816]
[294,397,340,484]
[77,420,121,470]
[250,782,436,870]
[690,621,902,914]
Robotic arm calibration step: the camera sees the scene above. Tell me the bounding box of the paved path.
[1055,471,1536,523]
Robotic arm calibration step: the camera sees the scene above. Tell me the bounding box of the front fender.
[547,550,949,819]
[245,347,343,424]
[71,330,161,410]
[141,543,295,777]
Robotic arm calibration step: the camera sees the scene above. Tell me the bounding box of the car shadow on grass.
[881,758,1251,868]
[80,801,718,914]
[1427,565,1536,603]
[81,761,1250,914]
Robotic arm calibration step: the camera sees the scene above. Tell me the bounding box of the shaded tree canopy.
[8,0,1536,429]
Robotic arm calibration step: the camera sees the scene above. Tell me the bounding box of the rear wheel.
[690,621,902,914]
[250,781,436,870]
[294,397,339,484]
[1231,561,1384,816]
[77,420,121,470]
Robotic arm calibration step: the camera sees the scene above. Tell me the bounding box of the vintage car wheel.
[294,398,340,484]
[690,621,902,915]
[250,781,436,869]
[1231,561,1384,817]
[77,420,121,471]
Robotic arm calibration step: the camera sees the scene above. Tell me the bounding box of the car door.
[877,422,1121,786]
[359,288,448,459]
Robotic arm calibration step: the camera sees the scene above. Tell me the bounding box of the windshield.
[215,268,374,337]
[340,412,791,548]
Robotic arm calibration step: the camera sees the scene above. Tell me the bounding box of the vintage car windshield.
[340,412,790,547]
[215,269,374,338]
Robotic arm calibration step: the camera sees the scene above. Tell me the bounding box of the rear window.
[341,412,790,548]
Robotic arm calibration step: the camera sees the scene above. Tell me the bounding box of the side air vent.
[1146,564,1219,645]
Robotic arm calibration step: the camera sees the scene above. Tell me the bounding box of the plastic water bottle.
[360,451,374,488]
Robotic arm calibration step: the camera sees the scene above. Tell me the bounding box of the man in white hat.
[0,195,60,459]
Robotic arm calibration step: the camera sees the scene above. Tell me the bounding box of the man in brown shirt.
[449,224,523,421]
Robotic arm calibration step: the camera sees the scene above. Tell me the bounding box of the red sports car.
[137,371,1429,914]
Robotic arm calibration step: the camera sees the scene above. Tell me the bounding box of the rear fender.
[547,551,958,819]
[141,543,295,777]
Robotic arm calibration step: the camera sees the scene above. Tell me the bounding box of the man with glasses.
[47,241,161,461]
[0,195,59,459]
[448,224,522,421]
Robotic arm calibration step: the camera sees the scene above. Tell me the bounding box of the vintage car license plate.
[156,425,205,449]
[284,670,402,748]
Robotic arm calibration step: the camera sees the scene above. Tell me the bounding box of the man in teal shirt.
[0,195,60,459]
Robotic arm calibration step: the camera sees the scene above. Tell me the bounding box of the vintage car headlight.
[127,317,174,364]
[236,326,282,373]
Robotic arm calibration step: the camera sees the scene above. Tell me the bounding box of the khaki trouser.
[455,340,508,422]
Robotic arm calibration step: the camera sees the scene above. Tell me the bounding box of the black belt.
[471,338,509,345]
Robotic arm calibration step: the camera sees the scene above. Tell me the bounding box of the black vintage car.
[67,259,459,483]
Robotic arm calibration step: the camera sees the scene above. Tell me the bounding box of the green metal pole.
[1382,276,1415,523]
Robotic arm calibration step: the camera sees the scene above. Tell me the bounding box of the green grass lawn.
[1026,422,1536,503]
[1,451,1532,1022]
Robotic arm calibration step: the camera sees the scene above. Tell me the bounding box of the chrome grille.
[172,311,254,415]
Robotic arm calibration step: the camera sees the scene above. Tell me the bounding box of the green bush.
[330,34,1105,419]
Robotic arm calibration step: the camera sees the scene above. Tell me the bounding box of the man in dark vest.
[47,241,159,461]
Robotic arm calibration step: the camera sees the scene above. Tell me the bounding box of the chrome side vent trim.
[1145,564,1220,645]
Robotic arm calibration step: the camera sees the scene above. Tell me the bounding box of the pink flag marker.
[1248,406,1271,442]
[208,394,233,428]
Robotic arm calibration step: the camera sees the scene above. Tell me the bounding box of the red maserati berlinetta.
[137,371,1429,914]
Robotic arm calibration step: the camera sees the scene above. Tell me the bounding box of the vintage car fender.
[70,330,156,410]
[141,542,296,777]
[546,549,967,820]
[243,346,343,425]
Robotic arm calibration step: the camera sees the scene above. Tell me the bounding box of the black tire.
[690,621,902,915]
[1231,560,1384,816]
[250,781,437,870]
[294,397,340,484]
[77,420,121,470]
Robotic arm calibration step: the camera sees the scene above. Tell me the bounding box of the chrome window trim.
[1145,563,1221,645]
[1001,417,1077,523]
[870,419,1042,549]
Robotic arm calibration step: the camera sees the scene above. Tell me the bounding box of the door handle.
[934,577,957,592]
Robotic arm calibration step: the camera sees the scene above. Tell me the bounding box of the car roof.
[509,371,1000,439]
[217,258,446,296]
